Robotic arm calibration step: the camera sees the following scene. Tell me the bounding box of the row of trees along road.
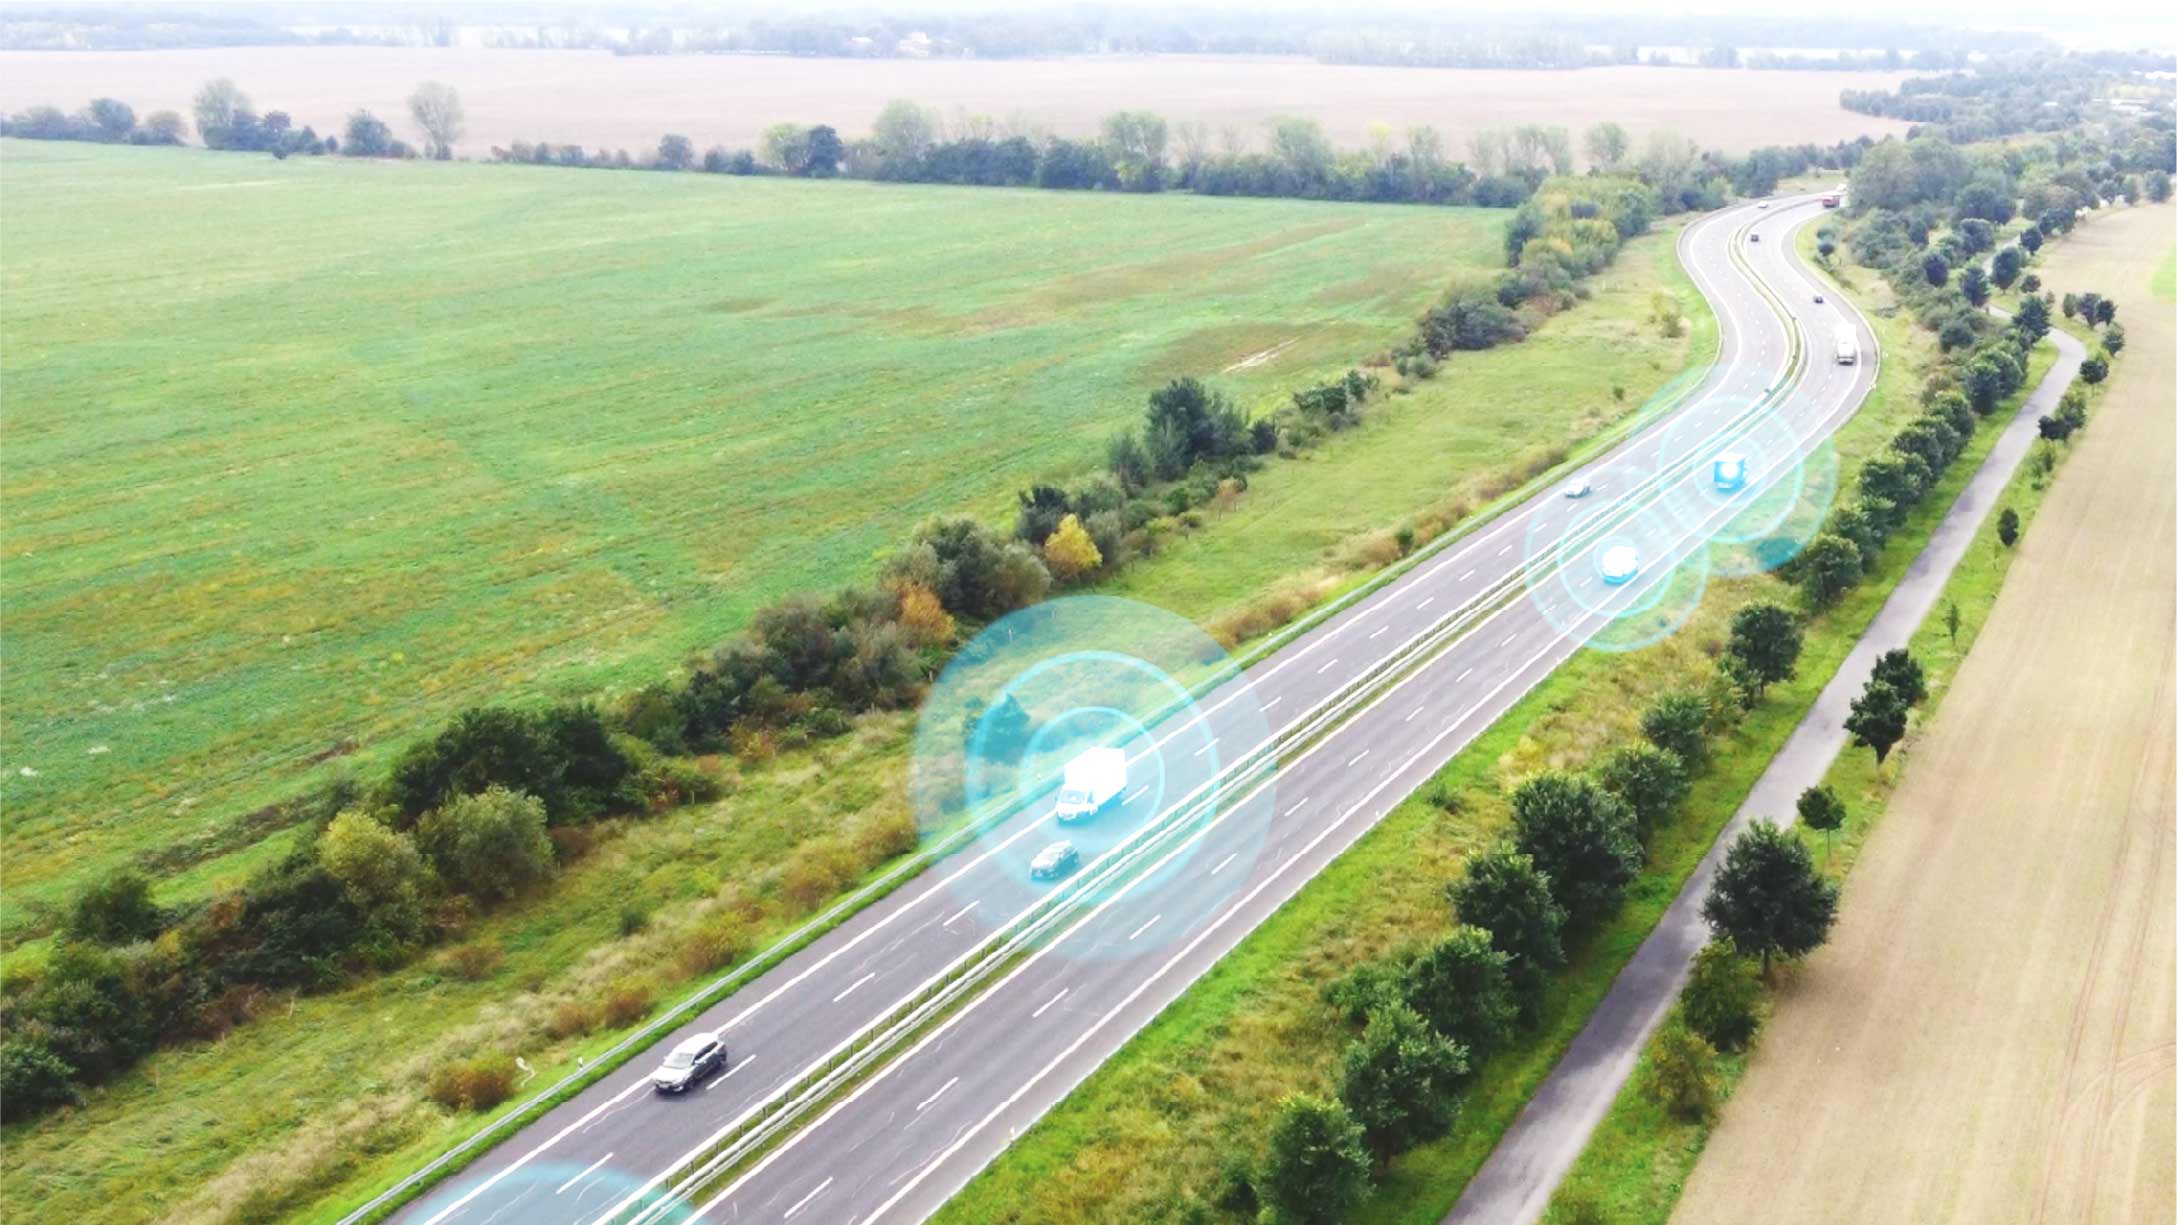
[1230,584,1865,1220]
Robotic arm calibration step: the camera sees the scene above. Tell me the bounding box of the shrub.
[1256,1094,1369,1225]
[1593,744,1689,838]
[1640,689,1711,768]
[1509,771,1641,929]
[414,787,555,905]
[1681,941,1763,1052]
[545,999,601,1039]
[441,940,505,982]
[61,869,165,947]
[618,905,651,938]
[1649,1024,1719,1121]
[676,914,749,979]
[1325,956,1409,1026]
[427,1053,518,1112]
[640,753,724,809]
[1420,286,1526,355]
[780,837,859,913]
[600,980,655,1028]
[0,1038,80,1121]
[1556,1191,1613,1225]
[1209,1151,1260,1217]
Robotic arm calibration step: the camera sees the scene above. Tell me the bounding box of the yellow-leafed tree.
[1043,513,1103,581]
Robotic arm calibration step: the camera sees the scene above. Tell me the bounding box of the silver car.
[651,1032,728,1093]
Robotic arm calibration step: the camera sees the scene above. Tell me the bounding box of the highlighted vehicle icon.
[1598,544,1641,586]
[1712,454,1748,493]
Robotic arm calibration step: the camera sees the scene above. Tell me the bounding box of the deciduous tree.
[1041,513,1103,581]
[1796,784,1846,861]
[414,787,554,904]
[1845,680,1911,766]
[1701,819,1838,975]
[408,81,464,159]
[1447,844,1565,1021]
[1681,940,1763,1052]
[1257,1095,1370,1225]
[1726,601,1802,699]
[1337,1002,1469,1162]
[1510,771,1641,929]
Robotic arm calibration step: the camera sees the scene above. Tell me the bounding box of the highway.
[389,193,1874,1225]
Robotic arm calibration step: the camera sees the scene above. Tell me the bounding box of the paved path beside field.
[1446,272,2088,1225]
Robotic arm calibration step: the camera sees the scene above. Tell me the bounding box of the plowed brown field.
[1673,203,2177,1224]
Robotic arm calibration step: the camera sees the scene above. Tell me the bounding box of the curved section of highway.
[388,194,1875,1225]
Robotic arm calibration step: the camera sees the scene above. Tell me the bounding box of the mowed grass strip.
[932,230,2055,1225]
[0,138,1500,939]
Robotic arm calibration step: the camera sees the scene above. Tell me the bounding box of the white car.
[651,1033,728,1093]
[1563,479,1593,499]
[1757,201,1771,209]
[1599,544,1640,586]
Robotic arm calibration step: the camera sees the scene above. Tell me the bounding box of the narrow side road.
[1446,297,2088,1225]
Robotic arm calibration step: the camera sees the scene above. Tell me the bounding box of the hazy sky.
[38,0,2177,47]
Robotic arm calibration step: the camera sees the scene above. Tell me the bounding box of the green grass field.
[0,139,1505,941]
[0,140,1716,1225]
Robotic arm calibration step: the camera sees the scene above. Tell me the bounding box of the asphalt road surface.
[391,194,1874,1225]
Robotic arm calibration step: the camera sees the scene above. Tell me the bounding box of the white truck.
[1054,747,1127,824]
[1835,328,1859,366]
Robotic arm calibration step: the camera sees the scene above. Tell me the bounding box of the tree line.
[1840,51,2177,145]
[1778,117,2149,624]
[5,75,1873,222]
[2,78,470,162]
[492,106,1864,216]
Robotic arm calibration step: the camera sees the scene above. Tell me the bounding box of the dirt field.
[0,50,1911,160]
[1673,203,2177,1224]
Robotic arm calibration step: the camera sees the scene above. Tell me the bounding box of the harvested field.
[1673,203,2177,1225]
[0,49,1912,161]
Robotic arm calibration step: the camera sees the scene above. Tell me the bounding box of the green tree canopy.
[1337,1001,1470,1161]
[1701,819,1839,974]
[1257,1094,1370,1225]
[1510,771,1641,928]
